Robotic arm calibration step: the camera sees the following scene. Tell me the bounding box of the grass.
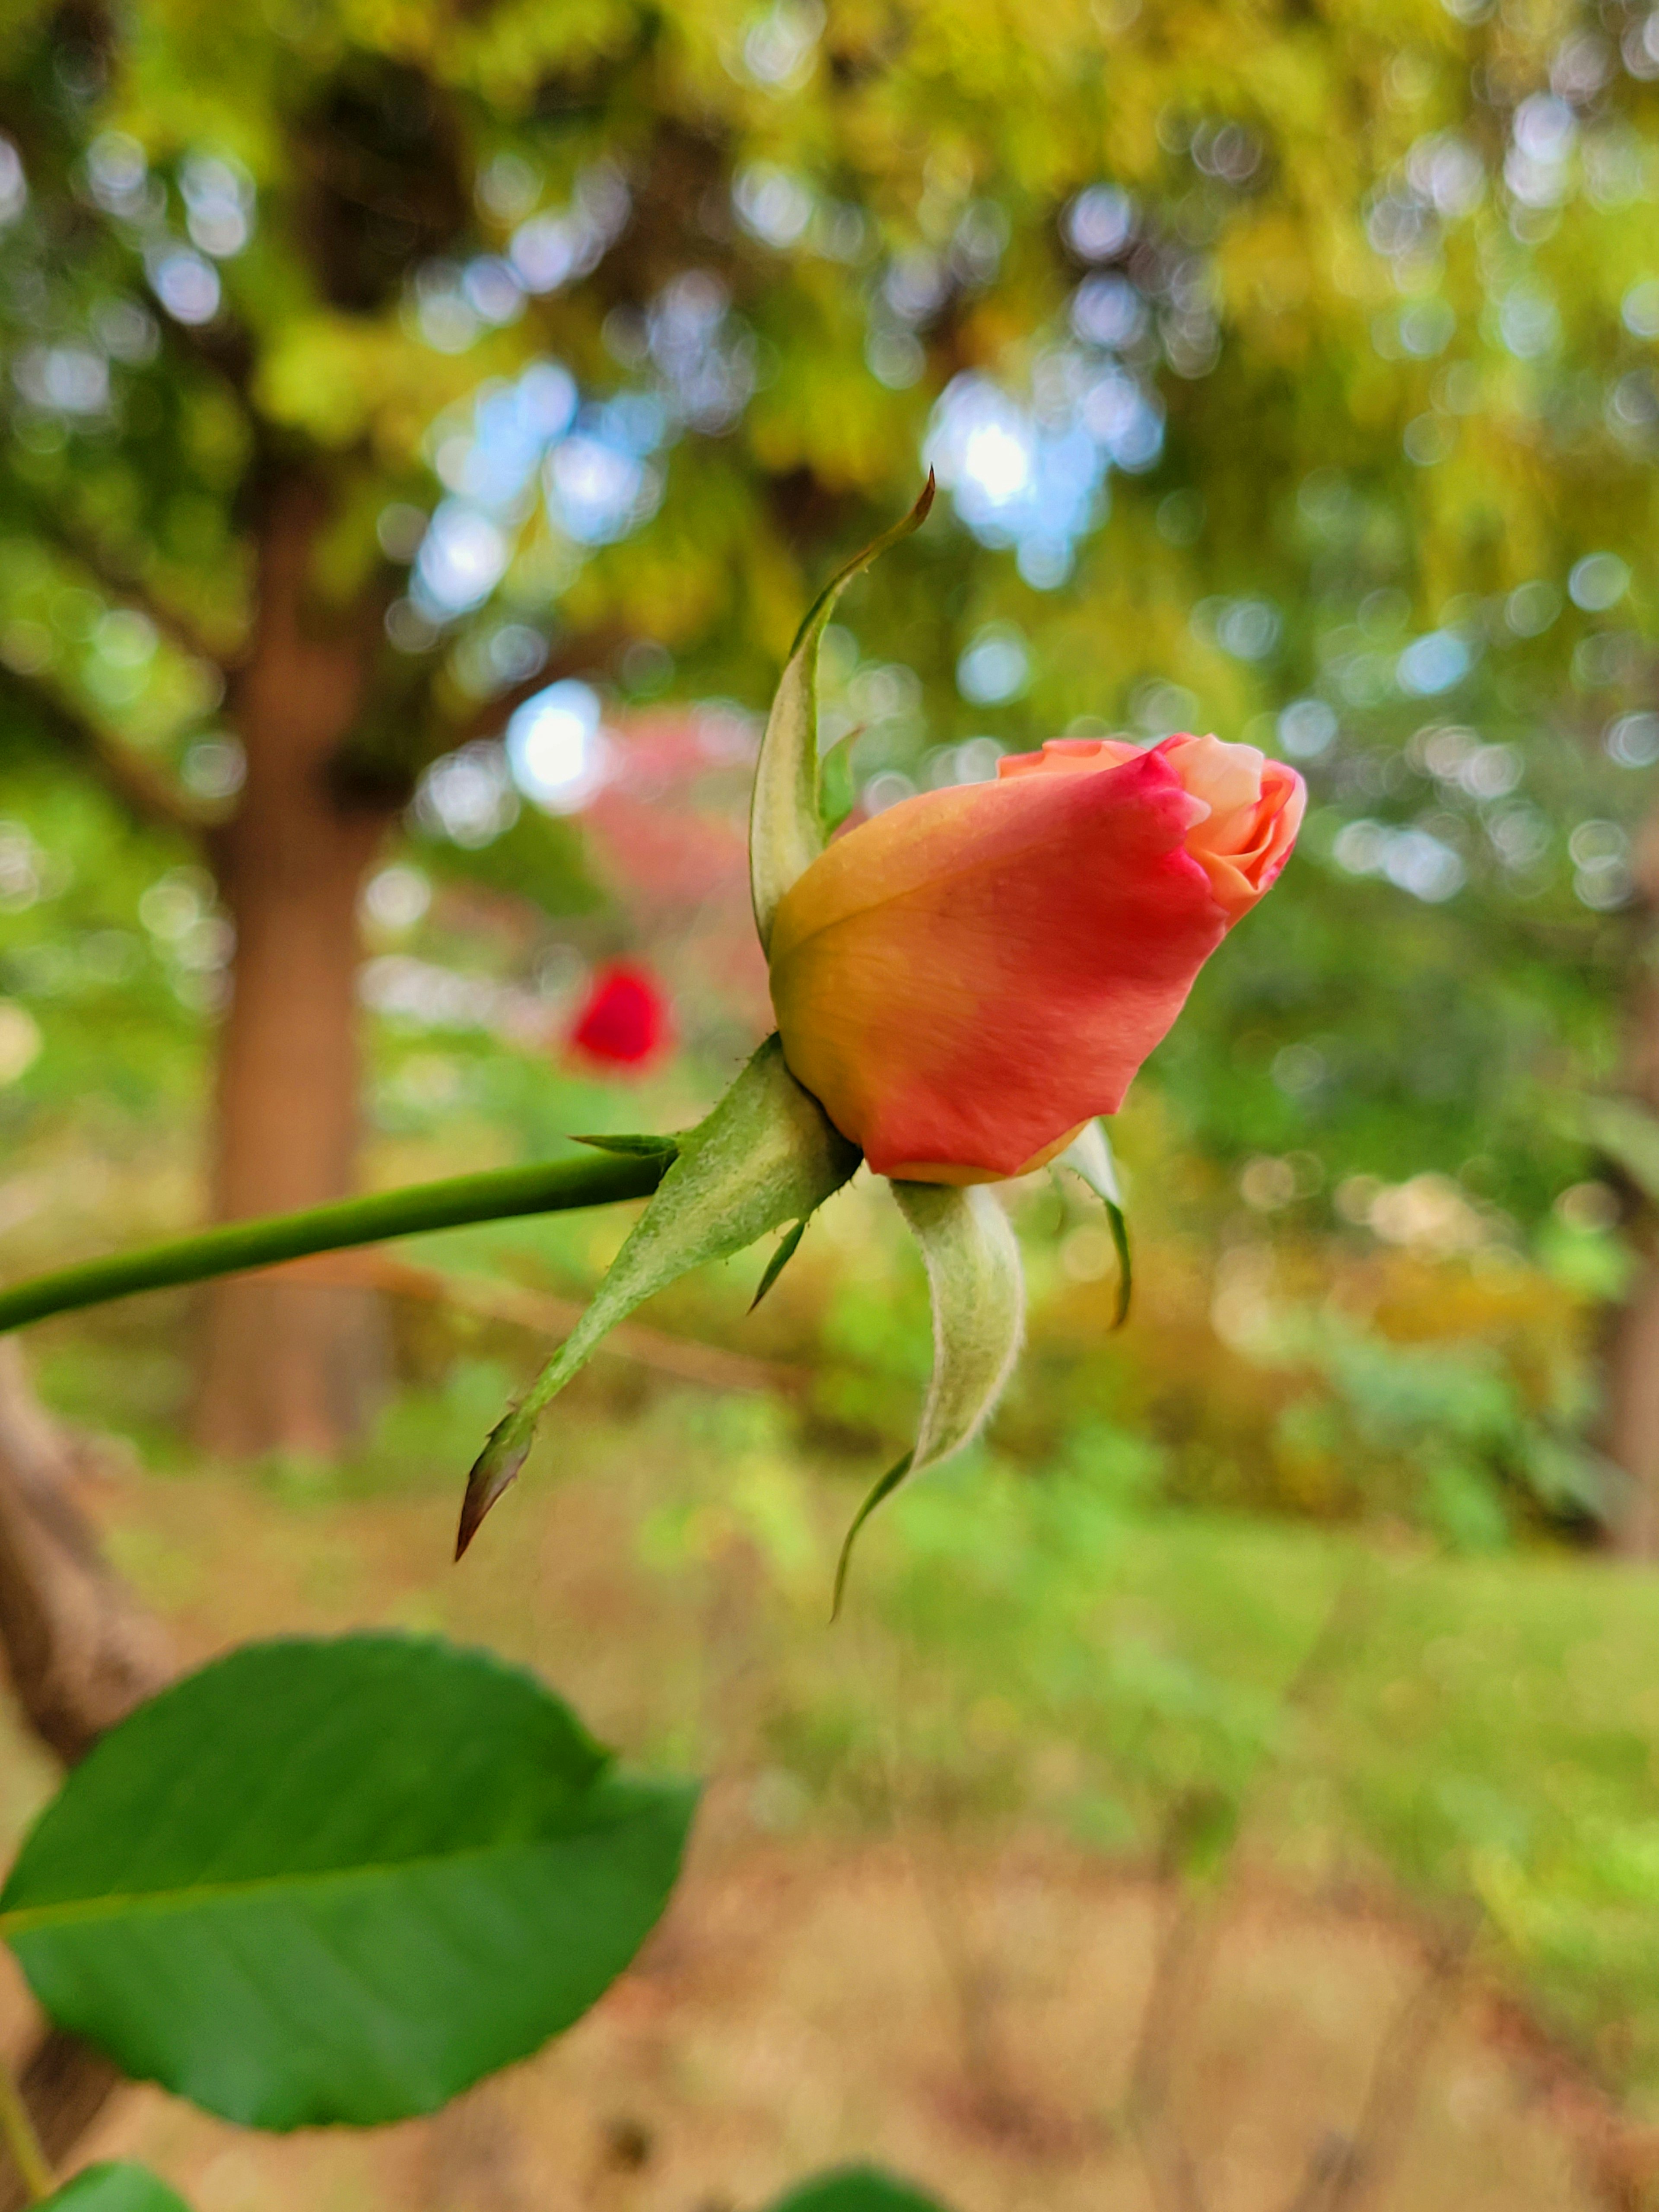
[41,1362,1659,2118]
[855,1443,1659,2102]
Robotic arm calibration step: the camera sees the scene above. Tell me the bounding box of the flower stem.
[0,2048,53,2202]
[0,1149,672,1339]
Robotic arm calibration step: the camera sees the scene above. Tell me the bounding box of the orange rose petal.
[769,748,1228,1179]
[998,736,1141,780]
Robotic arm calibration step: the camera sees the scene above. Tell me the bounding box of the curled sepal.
[749,475,935,954]
[833,1182,1024,1615]
[458,1037,860,1555]
[1057,1118,1132,1328]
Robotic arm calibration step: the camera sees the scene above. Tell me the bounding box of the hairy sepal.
[833,1182,1024,1612]
[1057,1119,1132,1328]
[749,477,934,954]
[459,1038,860,1554]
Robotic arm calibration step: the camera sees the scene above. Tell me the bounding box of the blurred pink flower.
[567,962,675,1072]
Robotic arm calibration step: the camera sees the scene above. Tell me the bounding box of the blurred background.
[3,0,1659,2203]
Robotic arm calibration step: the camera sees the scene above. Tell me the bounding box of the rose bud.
[768,732,1304,1183]
[567,961,675,1072]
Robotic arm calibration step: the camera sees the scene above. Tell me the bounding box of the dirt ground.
[0,1463,1651,2212]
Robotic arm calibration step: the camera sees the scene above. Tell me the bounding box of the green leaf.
[835,1182,1024,1610]
[460,1036,860,1551]
[45,2165,191,2211]
[764,2167,952,2212]
[0,1636,696,2131]
[1056,1119,1132,1328]
[749,477,935,954]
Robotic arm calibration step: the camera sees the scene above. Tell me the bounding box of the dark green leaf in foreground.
[44,2165,190,2210]
[764,2168,952,2212]
[0,1636,697,2131]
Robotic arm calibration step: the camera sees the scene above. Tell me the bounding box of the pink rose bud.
[768,732,1305,1183]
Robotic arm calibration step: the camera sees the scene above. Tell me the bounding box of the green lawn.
[248,1370,1659,2111]
[866,1450,1659,2102]
[34,1339,1659,2113]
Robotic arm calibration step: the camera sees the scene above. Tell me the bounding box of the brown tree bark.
[1604,805,1659,1556]
[0,1341,174,2209]
[192,474,398,1459]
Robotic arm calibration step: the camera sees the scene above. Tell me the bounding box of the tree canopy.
[1,0,1657,1452]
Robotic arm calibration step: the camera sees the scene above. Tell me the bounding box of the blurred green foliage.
[0,0,1652,1198]
[4,1,1659,2167]
[0,10,1651,1581]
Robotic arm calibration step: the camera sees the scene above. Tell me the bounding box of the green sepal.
[571,1131,682,1159]
[1057,1119,1132,1328]
[833,1182,1024,1608]
[459,1038,860,1554]
[750,1218,807,1313]
[817,726,862,837]
[749,476,935,953]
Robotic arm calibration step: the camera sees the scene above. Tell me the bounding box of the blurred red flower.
[566,962,674,1072]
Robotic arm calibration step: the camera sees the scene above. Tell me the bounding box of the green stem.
[0,1150,671,1339]
[0,2049,53,2202]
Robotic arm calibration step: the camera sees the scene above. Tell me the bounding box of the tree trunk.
[1604,804,1659,1555]
[192,476,396,1459]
